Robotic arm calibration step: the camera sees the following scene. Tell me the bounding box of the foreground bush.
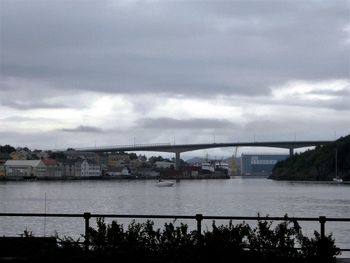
[5,217,340,263]
[79,217,339,262]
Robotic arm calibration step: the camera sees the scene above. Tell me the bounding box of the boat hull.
[155,181,174,187]
[333,178,343,183]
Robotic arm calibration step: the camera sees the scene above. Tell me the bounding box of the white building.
[4,160,47,179]
[81,159,101,177]
[155,161,174,169]
[106,167,130,176]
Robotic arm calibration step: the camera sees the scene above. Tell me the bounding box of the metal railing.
[63,143,172,152]
[0,212,349,252]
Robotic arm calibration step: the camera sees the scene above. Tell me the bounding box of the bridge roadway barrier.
[72,140,332,153]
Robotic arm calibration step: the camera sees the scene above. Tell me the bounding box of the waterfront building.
[62,160,82,178]
[62,159,101,178]
[81,159,101,177]
[40,159,62,179]
[155,161,175,169]
[0,165,5,177]
[241,154,288,176]
[106,167,130,177]
[4,160,46,179]
[9,150,30,160]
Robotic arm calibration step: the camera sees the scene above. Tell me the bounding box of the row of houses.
[2,159,101,180]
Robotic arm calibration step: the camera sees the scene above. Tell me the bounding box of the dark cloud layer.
[140,117,236,130]
[0,0,349,150]
[1,0,348,97]
[61,125,103,133]
[1,100,66,110]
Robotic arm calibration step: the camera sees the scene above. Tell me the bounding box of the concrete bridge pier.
[175,151,180,170]
[174,151,181,182]
[289,148,294,156]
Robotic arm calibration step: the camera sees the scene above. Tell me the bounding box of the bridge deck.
[72,140,332,153]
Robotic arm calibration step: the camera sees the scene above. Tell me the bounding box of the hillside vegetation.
[271,135,350,181]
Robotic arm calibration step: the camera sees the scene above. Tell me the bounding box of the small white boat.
[333,177,343,183]
[333,149,343,183]
[155,180,174,187]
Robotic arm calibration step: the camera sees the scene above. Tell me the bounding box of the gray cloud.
[242,118,350,142]
[1,100,67,110]
[0,0,349,151]
[0,78,92,110]
[139,118,237,130]
[60,125,104,133]
[0,0,348,97]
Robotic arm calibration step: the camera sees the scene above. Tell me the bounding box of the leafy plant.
[20,229,33,237]
[83,216,340,262]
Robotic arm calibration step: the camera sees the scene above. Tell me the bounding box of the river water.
[0,178,349,254]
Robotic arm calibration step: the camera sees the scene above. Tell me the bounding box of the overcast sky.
[0,0,349,158]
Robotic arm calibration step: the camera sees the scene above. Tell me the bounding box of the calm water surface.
[0,178,349,253]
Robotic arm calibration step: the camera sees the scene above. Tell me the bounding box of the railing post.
[319,216,326,239]
[195,214,203,240]
[319,216,327,258]
[84,212,91,250]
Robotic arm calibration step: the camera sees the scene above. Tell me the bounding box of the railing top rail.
[0,213,83,218]
[0,212,349,222]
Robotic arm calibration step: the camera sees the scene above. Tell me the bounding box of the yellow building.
[0,165,5,177]
[10,151,29,160]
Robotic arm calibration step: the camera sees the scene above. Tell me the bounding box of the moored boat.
[333,177,343,183]
[155,180,174,187]
[333,148,343,183]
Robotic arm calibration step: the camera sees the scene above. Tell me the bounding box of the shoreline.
[2,176,349,183]
[0,174,231,182]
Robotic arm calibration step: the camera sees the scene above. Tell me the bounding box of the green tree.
[271,134,350,181]
[129,153,138,160]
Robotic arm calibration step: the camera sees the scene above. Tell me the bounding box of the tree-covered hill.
[271,135,350,181]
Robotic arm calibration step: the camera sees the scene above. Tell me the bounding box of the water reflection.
[0,178,349,254]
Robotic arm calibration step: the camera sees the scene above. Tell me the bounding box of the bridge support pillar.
[175,151,181,182]
[175,151,180,170]
[289,148,294,157]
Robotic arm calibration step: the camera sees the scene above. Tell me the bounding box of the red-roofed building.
[42,159,59,166]
[41,159,62,179]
